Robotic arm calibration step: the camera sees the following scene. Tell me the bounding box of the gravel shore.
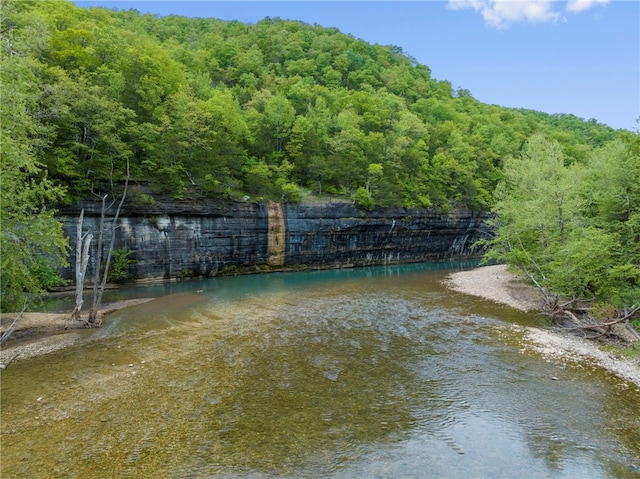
[444,264,640,387]
[0,299,153,367]
[445,264,541,312]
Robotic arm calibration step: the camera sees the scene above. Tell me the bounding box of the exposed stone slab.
[57,199,487,281]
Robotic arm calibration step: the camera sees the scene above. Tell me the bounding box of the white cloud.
[565,0,609,14]
[448,0,560,28]
[448,0,610,28]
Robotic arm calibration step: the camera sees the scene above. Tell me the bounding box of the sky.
[72,1,639,131]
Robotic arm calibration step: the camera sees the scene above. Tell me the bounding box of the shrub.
[106,249,136,282]
[352,187,374,211]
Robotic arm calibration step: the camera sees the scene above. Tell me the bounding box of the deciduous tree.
[0,27,68,313]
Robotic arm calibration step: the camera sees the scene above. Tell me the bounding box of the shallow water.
[2,263,639,478]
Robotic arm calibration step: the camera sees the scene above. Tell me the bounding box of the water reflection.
[2,263,639,478]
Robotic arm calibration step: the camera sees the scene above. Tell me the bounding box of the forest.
[1,0,638,327]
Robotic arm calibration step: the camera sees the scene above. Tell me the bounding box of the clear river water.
[1,262,639,478]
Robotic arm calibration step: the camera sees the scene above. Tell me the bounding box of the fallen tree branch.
[0,300,28,345]
[562,310,583,327]
[559,297,594,311]
[595,304,640,328]
[626,319,640,342]
[555,304,640,341]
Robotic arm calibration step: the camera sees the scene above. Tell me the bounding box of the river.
[1,262,639,478]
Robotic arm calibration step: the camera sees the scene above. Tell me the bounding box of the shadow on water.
[2,260,639,478]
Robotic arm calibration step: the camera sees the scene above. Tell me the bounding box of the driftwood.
[518,264,640,343]
[626,319,640,342]
[549,299,640,341]
[526,280,639,345]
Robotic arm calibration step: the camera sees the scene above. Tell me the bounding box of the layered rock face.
[57,198,486,281]
[284,203,485,268]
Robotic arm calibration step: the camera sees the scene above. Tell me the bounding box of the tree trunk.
[71,209,93,321]
[88,194,108,325]
[88,160,129,325]
[0,301,27,346]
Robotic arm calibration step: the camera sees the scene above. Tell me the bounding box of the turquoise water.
[2,263,639,478]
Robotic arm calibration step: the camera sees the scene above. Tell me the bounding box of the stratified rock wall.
[57,198,486,281]
[283,203,484,268]
[57,198,269,281]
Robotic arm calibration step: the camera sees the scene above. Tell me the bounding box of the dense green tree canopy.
[482,133,639,308]
[1,0,69,311]
[1,0,625,208]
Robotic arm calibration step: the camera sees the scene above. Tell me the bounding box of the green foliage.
[600,343,640,360]
[545,227,614,297]
[128,189,156,207]
[483,132,640,308]
[30,256,67,290]
[2,0,626,213]
[105,249,136,282]
[242,158,273,198]
[279,182,301,203]
[352,187,374,211]
[0,7,70,311]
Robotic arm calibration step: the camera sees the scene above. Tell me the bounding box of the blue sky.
[72,1,639,131]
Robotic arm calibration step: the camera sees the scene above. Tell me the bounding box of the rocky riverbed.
[2,266,639,388]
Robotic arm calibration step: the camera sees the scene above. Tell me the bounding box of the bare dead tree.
[71,209,93,321]
[88,159,130,326]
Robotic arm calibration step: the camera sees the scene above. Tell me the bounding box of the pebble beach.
[445,264,640,387]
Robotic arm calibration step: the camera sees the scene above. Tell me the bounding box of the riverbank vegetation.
[480,133,640,339]
[1,0,637,320]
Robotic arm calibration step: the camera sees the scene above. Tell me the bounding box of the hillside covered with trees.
[1,0,638,323]
[2,0,624,208]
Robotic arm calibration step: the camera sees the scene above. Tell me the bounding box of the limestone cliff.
[57,198,487,282]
